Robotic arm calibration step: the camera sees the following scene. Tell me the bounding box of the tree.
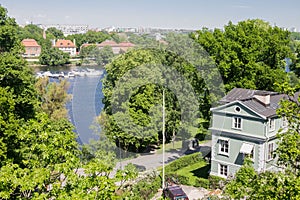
[96,45,114,65]
[101,42,213,152]
[46,27,64,39]
[39,47,70,66]
[79,44,100,64]
[0,6,22,53]
[35,77,72,120]
[0,5,136,199]
[192,19,294,92]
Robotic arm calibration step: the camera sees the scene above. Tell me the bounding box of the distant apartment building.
[81,40,135,54]
[38,24,88,36]
[53,39,76,56]
[21,39,41,57]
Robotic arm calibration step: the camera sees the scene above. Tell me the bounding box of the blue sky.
[1,0,300,30]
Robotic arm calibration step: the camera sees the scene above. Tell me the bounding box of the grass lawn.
[176,160,210,186]
[156,140,209,154]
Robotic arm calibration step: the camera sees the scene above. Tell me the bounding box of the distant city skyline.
[2,0,300,31]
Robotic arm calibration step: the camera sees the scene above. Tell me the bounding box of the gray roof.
[219,88,298,118]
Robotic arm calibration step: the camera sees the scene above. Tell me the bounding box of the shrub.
[194,177,210,189]
[209,175,226,189]
[165,152,204,172]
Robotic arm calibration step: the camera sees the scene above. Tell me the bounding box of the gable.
[211,101,266,120]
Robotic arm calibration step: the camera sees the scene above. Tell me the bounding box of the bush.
[208,175,226,189]
[195,177,210,188]
[165,152,204,172]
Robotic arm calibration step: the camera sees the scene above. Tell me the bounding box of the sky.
[1,0,300,30]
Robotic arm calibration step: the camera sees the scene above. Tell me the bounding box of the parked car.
[163,185,189,200]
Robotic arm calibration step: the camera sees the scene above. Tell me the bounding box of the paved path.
[113,140,211,174]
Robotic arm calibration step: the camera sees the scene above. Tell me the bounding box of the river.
[35,65,105,144]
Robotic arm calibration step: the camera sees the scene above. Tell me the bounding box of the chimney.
[253,94,270,106]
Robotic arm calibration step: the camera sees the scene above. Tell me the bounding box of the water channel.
[35,65,105,144]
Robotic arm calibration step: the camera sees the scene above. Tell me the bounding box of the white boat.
[68,71,75,78]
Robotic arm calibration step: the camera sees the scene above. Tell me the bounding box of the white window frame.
[269,118,275,132]
[267,142,274,161]
[232,117,242,129]
[218,139,229,156]
[218,164,228,177]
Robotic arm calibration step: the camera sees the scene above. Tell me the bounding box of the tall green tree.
[39,47,70,66]
[192,19,294,92]
[46,27,64,39]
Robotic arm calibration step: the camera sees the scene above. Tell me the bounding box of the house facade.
[21,39,41,57]
[53,39,76,56]
[209,88,290,178]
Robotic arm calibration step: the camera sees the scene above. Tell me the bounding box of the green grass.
[176,160,210,186]
[156,140,209,154]
[156,140,182,154]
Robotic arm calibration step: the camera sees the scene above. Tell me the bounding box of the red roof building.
[53,39,76,56]
[21,39,41,57]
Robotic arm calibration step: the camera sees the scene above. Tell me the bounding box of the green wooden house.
[209,88,291,178]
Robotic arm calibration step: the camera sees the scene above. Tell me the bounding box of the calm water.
[36,66,105,144]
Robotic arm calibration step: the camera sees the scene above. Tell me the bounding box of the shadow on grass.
[191,164,211,179]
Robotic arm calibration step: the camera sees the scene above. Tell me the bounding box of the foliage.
[96,45,115,65]
[208,175,226,190]
[39,47,70,66]
[101,43,213,152]
[0,6,22,53]
[35,77,72,120]
[66,30,110,50]
[192,19,293,92]
[0,5,138,199]
[80,45,115,66]
[121,171,162,200]
[46,27,64,39]
[165,152,203,172]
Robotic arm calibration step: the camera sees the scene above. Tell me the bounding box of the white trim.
[267,142,275,161]
[269,118,275,132]
[211,159,241,167]
[218,163,228,178]
[232,116,242,130]
[218,138,229,156]
[210,100,267,120]
[210,128,267,140]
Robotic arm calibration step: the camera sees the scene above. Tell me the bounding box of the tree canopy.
[192,19,294,92]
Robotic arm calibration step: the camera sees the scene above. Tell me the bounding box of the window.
[282,117,288,128]
[219,164,228,177]
[267,143,274,160]
[219,139,229,155]
[232,117,242,129]
[244,148,254,160]
[234,106,241,113]
[269,118,275,131]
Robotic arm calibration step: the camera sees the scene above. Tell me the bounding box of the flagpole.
[162,88,165,189]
